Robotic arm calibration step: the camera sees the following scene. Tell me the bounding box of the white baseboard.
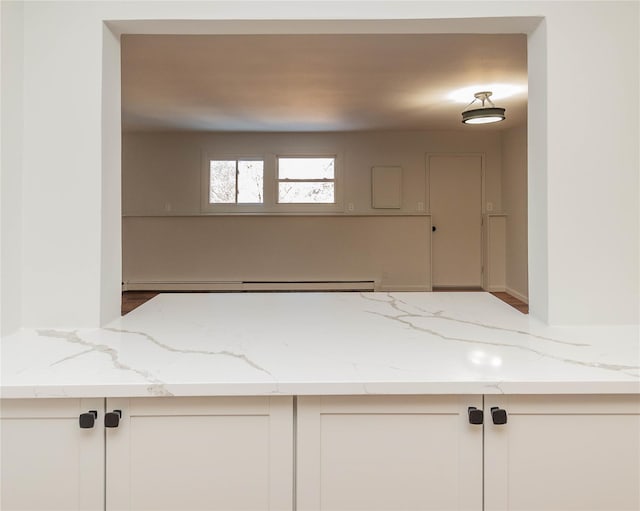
[123,280,376,292]
[377,284,431,292]
[505,286,529,304]
[485,285,506,292]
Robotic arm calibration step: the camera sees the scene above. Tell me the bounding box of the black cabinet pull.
[105,410,122,428]
[432,225,437,232]
[491,407,508,425]
[79,410,98,429]
[467,406,484,425]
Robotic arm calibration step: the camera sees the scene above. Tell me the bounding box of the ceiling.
[121,34,527,132]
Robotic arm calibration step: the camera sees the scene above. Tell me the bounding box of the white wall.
[542,2,638,324]
[122,130,500,290]
[0,0,23,335]
[101,25,122,325]
[502,124,528,302]
[4,1,638,328]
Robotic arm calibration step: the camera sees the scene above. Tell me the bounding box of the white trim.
[275,153,343,213]
[200,153,267,214]
[199,151,345,215]
[505,286,529,304]
[123,280,376,292]
[485,285,506,292]
[377,284,431,292]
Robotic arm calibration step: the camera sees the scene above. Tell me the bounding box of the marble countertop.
[2,292,639,398]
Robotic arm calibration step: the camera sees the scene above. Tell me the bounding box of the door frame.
[426,153,486,290]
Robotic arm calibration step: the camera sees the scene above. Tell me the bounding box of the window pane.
[210,160,236,203]
[278,182,335,203]
[237,160,264,203]
[278,157,334,179]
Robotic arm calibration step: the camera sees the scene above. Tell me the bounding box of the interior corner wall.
[526,17,548,322]
[543,2,639,324]
[1,0,24,336]
[501,124,528,303]
[20,1,105,327]
[100,24,122,326]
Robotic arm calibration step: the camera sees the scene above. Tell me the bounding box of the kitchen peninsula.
[2,292,639,397]
[2,292,639,510]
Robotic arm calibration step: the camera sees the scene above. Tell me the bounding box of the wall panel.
[123,215,431,291]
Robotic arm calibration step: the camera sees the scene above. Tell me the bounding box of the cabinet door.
[484,394,640,511]
[106,396,293,511]
[0,398,104,511]
[297,395,483,511]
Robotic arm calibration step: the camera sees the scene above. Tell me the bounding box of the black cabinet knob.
[105,410,122,428]
[467,406,484,425]
[79,410,98,429]
[491,407,508,425]
[432,225,437,232]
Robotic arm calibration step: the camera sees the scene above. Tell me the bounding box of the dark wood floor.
[489,291,529,314]
[122,291,159,315]
[122,290,528,315]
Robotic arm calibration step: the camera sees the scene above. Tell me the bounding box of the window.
[209,159,263,204]
[277,157,335,204]
[201,153,341,214]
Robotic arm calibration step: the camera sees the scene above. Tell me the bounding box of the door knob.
[79,410,98,429]
[467,406,483,425]
[105,410,122,428]
[491,407,508,425]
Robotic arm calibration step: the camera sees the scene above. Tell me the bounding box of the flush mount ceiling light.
[461,91,506,125]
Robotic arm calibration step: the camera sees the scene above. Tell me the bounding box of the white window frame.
[273,154,343,213]
[201,154,266,213]
[201,152,343,214]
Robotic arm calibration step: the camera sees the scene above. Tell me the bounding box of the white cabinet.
[296,395,483,511]
[1,398,104,511]
[1,396,292,511]
[105,396,293,511]
[297,394,640,511]
[2,394,639,511]
[484,394,640,511]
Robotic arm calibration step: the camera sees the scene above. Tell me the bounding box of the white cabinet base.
[485,395,640,511]
[297,395,483,511]
[1,398,104,511]
[106,396,293,511]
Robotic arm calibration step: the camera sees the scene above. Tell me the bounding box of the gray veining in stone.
[38,329,173,396]
[104,327,274,378]
[360,292,589,346]
[360,294,640,377]
[2,292,636,398]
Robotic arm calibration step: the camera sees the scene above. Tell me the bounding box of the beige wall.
[122,130,501,290]
[123,130,502,216]
[123,216,430,290]
[501,124,528,302]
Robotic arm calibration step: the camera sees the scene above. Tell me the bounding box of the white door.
[484,395,640,511]
[106,396,293,511]
[297,395,483,511]
[0,398,105,511]
[429,154,482,287]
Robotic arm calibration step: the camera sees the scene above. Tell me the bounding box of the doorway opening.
[107,22,536,324]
